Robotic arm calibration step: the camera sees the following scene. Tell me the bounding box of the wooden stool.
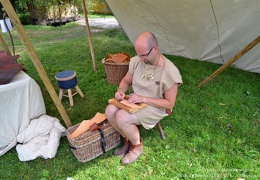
[157,122,166,140]
[55,70,84,106]
[137,122,166,140]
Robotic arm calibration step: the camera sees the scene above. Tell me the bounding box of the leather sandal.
[114,137,130,157]
[121,139,143,165]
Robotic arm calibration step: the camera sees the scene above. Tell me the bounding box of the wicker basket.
[66,121,121,162]
[102,58,129,84]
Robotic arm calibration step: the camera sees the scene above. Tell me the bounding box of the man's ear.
[154,45,159,52]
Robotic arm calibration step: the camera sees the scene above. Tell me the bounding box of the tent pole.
[81,0,97,71]
[198,35,260,88]
[1,0,72,127]
[0,33,12,56]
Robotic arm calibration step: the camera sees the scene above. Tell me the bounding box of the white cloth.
[16,115,66,161]
[0,71,46,156]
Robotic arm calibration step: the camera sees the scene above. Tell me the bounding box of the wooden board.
[108,96,147,113]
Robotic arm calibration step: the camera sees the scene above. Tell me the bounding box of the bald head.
[134,31,160,64]
[134,31,158,50]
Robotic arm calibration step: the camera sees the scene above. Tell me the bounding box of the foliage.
[17,12,31,25]
[2,0,108,24]
[85,0,107,14]
[8,0,107,15]
[0,21,259,180]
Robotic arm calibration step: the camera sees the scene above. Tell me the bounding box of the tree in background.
[1,0,111,25]
[85,0,111,14]
[24,0,81,25]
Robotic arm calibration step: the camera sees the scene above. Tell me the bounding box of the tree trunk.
[26,2,37,25]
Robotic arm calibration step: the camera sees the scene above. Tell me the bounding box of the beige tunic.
[129,55,182,129]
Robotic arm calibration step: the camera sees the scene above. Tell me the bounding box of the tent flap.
[106,0,260,73]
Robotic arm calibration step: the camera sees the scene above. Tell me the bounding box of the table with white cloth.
[0,71,46,156]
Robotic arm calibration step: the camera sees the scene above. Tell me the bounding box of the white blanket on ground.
[16,115,66,161]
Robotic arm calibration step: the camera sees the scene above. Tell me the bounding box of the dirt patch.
[76,17,121,32]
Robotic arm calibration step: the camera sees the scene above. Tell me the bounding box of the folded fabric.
[16,115,66,161]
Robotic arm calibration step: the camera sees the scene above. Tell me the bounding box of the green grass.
[0,22,259,180]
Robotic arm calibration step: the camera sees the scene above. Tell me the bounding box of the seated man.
[105,31,182,165]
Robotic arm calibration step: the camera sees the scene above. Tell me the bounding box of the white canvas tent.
[106,0,260,74]
[0,0,259,129]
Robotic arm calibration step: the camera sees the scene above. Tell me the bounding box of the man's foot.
[121,139,143,165]
[114,137,130,157]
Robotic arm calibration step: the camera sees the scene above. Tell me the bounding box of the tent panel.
[106,0,260,73]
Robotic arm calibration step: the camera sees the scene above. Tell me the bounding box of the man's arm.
[115,71,133,100]
[128,83,179,110]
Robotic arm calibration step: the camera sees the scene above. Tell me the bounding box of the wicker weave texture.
[66,122,121,162]
[102,58,129,84]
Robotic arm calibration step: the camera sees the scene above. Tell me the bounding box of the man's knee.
[115,110,136,127]
[105,104,116,114]
[105,104,118,121]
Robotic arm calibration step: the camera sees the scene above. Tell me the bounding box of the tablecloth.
[0,71,46,156]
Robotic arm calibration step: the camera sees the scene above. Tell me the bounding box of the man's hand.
[127,93,143,104]
[115,88,125,101]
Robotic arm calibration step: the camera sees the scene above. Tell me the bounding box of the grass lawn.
[0,20,259,180]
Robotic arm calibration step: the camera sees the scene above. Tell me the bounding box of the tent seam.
[141,1,173,54]
[210,0,225,64]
